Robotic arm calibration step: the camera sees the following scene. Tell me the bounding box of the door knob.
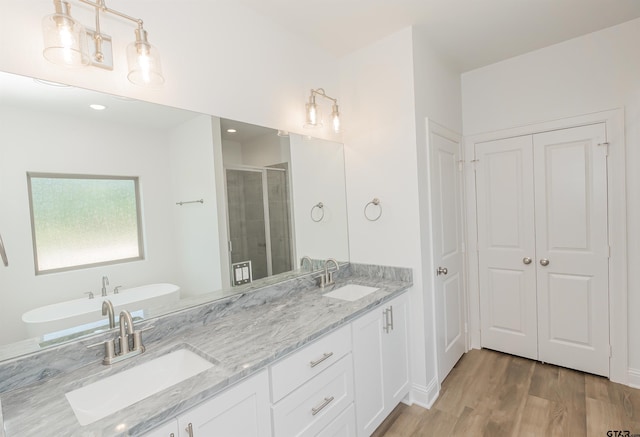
[523,257,532,265]
[437,266,448,276]
[540,258,550,266]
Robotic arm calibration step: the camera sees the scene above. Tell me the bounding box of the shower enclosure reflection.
[221,120,294,284]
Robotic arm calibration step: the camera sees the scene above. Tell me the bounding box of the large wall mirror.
[0,71,349,360]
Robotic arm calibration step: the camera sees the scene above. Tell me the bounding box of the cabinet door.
[382,293,410,406]
[140,419,179,437]
[352,293,410,436]
[352,304,386,435]
[178,370,271,437]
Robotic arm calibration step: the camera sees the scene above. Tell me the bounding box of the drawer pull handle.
[310,352,334,368]
[185,423,194,437]
[311,396,335,416]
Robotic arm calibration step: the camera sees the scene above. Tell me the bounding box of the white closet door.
[429,124,466,382]
[533,123,609,377]
[476,135,538,360]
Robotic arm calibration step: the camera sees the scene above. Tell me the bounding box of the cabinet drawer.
[272,354,354,437]
[316,403,356,437]
[270,324,351,402]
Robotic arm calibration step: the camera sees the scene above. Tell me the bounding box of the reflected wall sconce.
[42,0,164,87]
[304,88,341,134]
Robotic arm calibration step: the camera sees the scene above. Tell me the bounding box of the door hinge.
[457,159,464,172]
[470,159,479,172]
[228,240,233,252]
[598,142,610,156]
[461,242,466,253]
[609,345,612,357]
[607,245,611,259]
[464,323,468,334]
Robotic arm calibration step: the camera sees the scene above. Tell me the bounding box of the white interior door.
[429,122,466,381]
[533,124,609,377]
[476,135,538,360]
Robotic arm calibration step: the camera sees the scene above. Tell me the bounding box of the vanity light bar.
[42,0,164,87]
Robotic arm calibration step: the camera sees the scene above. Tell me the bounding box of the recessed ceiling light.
[226,128,237,134]
[89,104,107,111]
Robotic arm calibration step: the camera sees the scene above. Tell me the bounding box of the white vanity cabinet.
[142,370,271,437]
[352,292,410,436]
[270,324,355,436]
[177,370,271,437]
[141,291,410,437]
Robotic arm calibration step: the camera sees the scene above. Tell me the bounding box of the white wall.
[241,133,290,167]
[339,26,462,405]
[462,18,640,378]
[0,106,181,344]
[411,26,463,394]
[168,115,222,296]
[289,134,349,262]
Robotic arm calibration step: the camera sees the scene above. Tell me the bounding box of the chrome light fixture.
[304,88,341,134]
[42,0,164,87]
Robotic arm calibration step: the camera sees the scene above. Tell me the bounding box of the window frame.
[27,172,145,275]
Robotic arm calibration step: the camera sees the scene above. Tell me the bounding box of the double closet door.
[475,123,610,377]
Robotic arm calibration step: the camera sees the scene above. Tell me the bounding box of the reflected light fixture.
[42,0,164,87]
[304,88,341,134]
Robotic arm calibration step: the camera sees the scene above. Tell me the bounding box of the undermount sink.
[323,284,380,301]
[65,347,216,426]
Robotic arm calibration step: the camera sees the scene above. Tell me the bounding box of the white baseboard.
[629,368,640,389]
[409,378,439,409]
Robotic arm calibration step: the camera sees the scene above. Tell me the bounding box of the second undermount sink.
[323,284,380,301]
[65,347,216,426]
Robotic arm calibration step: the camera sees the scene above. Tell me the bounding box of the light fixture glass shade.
[42,1,90,68]
[304,99,322,128]
[126,28,164,87]
[331,103,341,133]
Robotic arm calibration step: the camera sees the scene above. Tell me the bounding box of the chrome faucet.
[100,310,145,365]
[102,300,115,329]
[319,258,340,288]
[301,256,313,271]
[101,276,109,297]
[118,310,134,355]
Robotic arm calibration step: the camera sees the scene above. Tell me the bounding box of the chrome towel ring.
[364,198,382,221]
[311,202,325,222]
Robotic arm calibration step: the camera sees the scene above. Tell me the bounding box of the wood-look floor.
[373,349,640,437]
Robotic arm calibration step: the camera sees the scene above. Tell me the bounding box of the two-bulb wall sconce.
[42,0,164,87]
[304,88,341,134]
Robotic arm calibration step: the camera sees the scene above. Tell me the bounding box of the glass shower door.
[226,169,268,281]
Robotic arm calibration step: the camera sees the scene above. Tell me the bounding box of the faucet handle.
[84,291,95,299]
[113,285,123,294]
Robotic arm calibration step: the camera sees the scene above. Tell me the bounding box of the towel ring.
[311,202,325,222]
[364,198,382,221]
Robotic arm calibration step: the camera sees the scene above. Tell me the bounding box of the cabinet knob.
[540,258,550,267]
[436,266,448,276]
[523,257,532,265]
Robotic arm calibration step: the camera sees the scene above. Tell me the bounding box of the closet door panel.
[476,135,538,360]
[533,123,609,377]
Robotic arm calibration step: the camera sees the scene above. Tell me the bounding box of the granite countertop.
[0,271,411,436]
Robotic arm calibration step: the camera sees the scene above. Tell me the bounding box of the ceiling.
[235,0,640,72]
[0,72,199,130]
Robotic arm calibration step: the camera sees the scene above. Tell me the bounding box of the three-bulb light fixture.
[304,88,341,134]
[42,0,164,87]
